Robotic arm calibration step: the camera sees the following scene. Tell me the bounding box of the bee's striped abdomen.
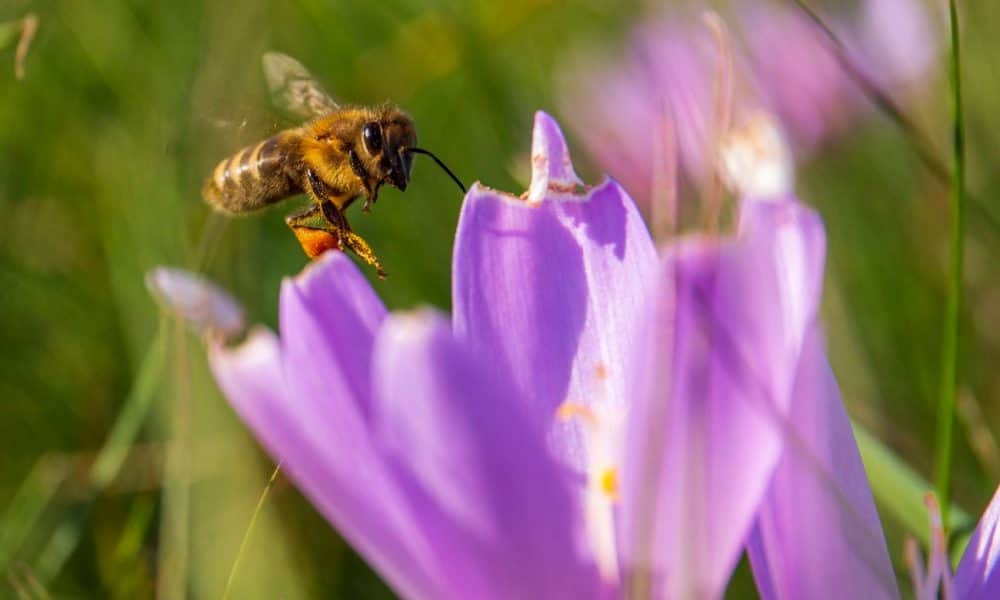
[202,133,299,214]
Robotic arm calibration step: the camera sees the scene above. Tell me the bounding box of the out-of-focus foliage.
[0,0,997,597]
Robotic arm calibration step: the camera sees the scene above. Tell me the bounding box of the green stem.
[221,463,282,600]
[933,0,966,528]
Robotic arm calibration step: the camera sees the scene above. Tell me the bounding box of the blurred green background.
[0,0,998,597]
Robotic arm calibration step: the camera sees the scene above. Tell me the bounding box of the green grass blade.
[222,464,282,600]
[31,324,167,584]
[933,0,967,527]
[0,457,71,574]
[854,422,970,546]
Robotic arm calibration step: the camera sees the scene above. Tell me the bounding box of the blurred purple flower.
[208,112,892,598]
[559,0,938,210]
[146,266,244,339]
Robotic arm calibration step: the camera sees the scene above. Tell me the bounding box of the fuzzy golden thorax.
[299,105,417,203]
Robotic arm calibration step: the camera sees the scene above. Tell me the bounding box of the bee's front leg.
[361,185,380,213]
[348,149,378,213]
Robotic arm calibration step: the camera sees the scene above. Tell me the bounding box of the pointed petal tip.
[145,265,245,340]
[527,111,584,205]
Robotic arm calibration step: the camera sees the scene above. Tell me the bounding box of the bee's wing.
[262,51,340,121]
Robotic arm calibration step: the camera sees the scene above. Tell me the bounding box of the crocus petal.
[212,253,439,599]
[621,200,826,598]
[745,327,899,600]
[453,111,657,468]
[370,310,607,600]
[954,484,1000,599]
[209,326,294,467]
[279,251,386,423]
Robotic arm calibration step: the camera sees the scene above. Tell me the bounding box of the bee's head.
[360,106,465,196]
[362,107,417,192]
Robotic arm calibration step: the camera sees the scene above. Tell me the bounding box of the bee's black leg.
[318,201,387,278]
[348,149,378,213]
[303,169,386,277]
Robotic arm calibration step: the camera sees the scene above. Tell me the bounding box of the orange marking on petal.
[594,362,610,381]
[599,468,620,503]
[556,402,598,427]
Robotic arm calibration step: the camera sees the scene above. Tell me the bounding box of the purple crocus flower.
[209,112,892,598]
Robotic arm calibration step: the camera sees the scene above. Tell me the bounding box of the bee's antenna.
[408,148,467,194]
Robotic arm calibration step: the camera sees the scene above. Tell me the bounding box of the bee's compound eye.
[362,123,382,154]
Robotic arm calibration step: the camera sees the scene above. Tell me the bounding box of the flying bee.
[202,52,465,278]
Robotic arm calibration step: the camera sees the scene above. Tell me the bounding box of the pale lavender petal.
[146,266,245,339]
[370,310,608,600]
[452,113,657,470]
[740,3,856,152]
[621,200,826,597]
[561,18,717,204]
[558,60,663,204]
[633,19,722,184]
[954,485,1000,599]
[746,328,899,600]
[211,253,439,598]
[855,0,939,89]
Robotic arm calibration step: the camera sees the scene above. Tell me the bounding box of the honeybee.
[202,52,465,278]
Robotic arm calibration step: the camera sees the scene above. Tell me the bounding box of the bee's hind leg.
[285,205,343,260]
[318,201,387,279]
[300,169,387,278]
